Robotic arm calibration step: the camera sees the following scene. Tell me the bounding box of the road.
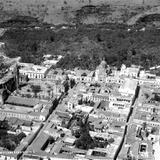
[114,86,141,159]
[19,93,64,159]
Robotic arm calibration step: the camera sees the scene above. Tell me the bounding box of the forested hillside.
[2,21,160,70]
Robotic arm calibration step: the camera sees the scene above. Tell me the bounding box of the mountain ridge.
[0,0,160,25]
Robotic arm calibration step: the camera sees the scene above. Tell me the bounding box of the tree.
[0,120,10,130]
[75,116,95,150]
[151,127,158,134]
[63,80,69,93]
[70,79,76,88]
[107,138,114,144]
[30,85,41,98]
[64,0,67,5]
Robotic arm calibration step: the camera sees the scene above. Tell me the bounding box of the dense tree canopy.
[30,85,41,98]
[75,117,95,150]
[2,22,160,70]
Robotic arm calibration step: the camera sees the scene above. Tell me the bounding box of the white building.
[109,101,130,115]
[119,78,138,96]
[67,68,94,83]
[120,64,140,78]
[95,60,108,82]
[19,63,49,79]
[43,55,63,67]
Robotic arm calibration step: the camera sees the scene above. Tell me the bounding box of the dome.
[100,60,107,68]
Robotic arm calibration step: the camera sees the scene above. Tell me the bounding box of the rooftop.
[119,78,138,95]
[27,132,49,153]
[19,63,48,74]
[6,96,40,107]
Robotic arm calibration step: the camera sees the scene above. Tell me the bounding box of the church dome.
[100,60,107,68]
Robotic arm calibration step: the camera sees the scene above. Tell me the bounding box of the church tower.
[95,58,107,82]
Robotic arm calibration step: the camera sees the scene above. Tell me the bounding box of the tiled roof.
[6,96,39,107]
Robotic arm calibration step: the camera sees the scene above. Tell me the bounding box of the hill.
[1,1,160,71]
[0,0,159,25]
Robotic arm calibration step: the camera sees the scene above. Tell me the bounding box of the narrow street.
[114,86,140,160]
[19,93,64,159]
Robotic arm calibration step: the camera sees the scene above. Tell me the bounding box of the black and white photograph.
[0,0,159,160]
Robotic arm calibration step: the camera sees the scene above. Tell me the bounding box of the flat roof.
[128,66,140,73]
[63,137,76,144]
[98,101,109,109]
[19,63,48,74]
[119,78,138,93]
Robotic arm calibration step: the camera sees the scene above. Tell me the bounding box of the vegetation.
[0,16,40,28]
[0,121,26,151]
[0,132,26,151]
[75,117,95,150]
[0,57,11,78]
[57,53,101,70]
[74,116,114,150]
[0,120,10,130]
[2,15,160,70]
[30,85,41,98]
[63,80,70,93]
[69,79,76,88]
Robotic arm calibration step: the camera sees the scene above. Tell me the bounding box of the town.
[0,49,160,160]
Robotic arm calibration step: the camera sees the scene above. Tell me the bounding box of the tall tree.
[30,85,41,98]
[75,116,95,150]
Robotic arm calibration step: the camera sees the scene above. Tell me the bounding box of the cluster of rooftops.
[0,59,160,159]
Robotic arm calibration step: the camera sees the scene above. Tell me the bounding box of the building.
[45,68,66,81]
[43,55,63,67]
[95,60,108,82]
[0,95,54,122]
[0,118,42,160]
[120,64,140,78]
[118,124,157,160]
[67,68,94,83]
[119,78,138,96]
[19,63,49,79]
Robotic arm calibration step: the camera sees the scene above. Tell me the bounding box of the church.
[95,59,110,82]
